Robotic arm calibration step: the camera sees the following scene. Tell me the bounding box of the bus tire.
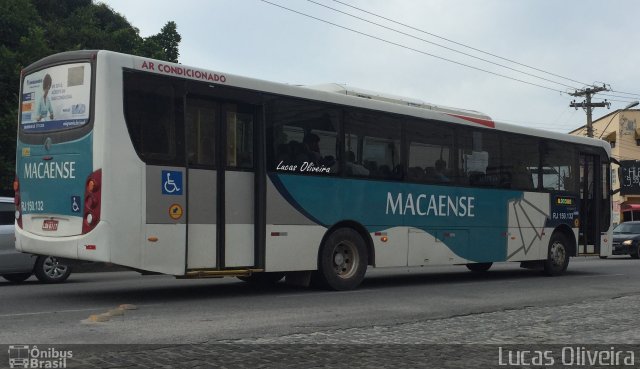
[466,262,492,272]
[313,228,368,291]
[237,272,285,285]
[543,233,570,276]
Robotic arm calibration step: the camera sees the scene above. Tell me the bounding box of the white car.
[0,197,71,283]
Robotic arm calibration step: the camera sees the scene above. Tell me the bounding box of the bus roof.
[306,83,491,121]
[25,50,611,156]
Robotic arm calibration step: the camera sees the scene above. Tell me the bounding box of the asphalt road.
[0,256,638,346]
[2,256,640,368]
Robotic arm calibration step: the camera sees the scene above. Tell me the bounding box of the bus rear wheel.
[313,228,368,291]
[466,262,492,272]
[544,233,570,276]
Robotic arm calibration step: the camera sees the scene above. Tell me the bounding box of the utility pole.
[570,85,610,138]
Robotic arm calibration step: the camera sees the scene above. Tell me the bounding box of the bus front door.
[185,96,258,270]
[579,153,601,254]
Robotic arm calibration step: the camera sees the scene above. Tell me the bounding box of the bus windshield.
[20,62,91,133]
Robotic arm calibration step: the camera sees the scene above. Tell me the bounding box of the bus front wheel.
[543,233,570,276]
[466,262,492,272]
[237,272,285,285]
[313,228,368,291]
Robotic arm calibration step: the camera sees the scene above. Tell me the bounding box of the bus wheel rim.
[333,241,358,279]
[550,241,566,266]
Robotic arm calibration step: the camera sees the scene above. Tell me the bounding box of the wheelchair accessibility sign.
[162,170,183,195]
[71,196,81,213]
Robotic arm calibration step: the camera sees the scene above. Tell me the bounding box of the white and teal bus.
[14,50,612,290]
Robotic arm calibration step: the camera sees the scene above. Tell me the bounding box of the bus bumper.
[15,220,112,263]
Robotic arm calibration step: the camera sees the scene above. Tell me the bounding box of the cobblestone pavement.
[7,294,637,368]
[221,294,640,345]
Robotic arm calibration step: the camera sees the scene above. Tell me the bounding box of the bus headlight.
[622,240,634,246]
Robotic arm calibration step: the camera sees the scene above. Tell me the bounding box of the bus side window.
[185,97,217,167]
[123,71,182,165]
[266,98,339,175]
[502,134,540,190]
[541,141,577,192]
[345,110,401,180]
[226,109,254,169]
[406,120,454,184]
[457,130,501,187]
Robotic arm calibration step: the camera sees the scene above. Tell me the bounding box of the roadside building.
[569,109,640,225]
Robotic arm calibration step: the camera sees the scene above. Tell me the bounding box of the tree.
[0,0,181,195]
[143,21,181,63]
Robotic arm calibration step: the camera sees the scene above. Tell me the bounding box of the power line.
[260,0,566,94]
[330,0,640,102]
[598,92,640,101]
[305,0,580,90]
[330,0,591,87]
[608,89,640,98]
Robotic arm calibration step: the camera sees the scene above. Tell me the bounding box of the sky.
[99,0,640,134]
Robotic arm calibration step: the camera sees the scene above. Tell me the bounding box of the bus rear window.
[20,63,91,133]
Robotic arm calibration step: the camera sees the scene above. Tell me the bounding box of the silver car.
[0,197,71,283]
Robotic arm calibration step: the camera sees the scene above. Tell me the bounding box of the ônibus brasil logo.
[8,345,72,368]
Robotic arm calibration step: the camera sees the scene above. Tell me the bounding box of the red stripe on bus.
[446,114,495,128]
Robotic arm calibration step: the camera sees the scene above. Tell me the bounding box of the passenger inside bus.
[301,133,322,162]
[345,150,369,175]
[434,159,450,183]
[408,166,425,181]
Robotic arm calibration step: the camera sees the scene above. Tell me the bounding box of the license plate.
[42,219,59,231]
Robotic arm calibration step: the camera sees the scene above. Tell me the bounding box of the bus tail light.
[13,174,22,229]
[82,169,102,234]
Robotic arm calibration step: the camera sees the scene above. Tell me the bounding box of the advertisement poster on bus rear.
[20,62,91,132]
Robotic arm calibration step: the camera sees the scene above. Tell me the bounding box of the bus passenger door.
[185,96,257,270]
[185,97,218,269]
[220,103,256,268]
[579,154,600,254]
